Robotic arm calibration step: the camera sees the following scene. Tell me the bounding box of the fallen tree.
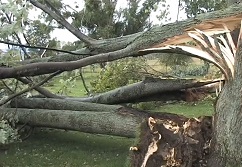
[1,4,242,78]
[67,78,221,104]
[1,1,242,166]
[1,106,144,138]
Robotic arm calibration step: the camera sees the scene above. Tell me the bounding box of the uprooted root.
[130,113,212,167]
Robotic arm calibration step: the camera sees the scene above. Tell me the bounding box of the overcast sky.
[0,0,186,49]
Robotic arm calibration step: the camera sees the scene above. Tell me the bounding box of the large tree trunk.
[0,106,145,138]
[208,31,242,166]
[67,78,220,104]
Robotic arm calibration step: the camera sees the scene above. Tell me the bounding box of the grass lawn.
[155,100,214,118]
[44,70,97,97]
[0,130,134,167]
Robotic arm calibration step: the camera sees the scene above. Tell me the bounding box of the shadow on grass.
[0,129,134,167]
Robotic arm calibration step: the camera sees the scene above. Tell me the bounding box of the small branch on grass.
[0,71,63,106]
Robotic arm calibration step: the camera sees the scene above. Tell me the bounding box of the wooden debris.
[130,114,212,167]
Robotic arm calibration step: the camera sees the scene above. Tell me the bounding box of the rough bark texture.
[67,78,220,104]
[0,107,146,138]
[208,30,242,167]
[10,98,121,112]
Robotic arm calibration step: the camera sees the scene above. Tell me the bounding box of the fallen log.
[67,78,222,104]
[0,107,146,138]
[10,98,121,112]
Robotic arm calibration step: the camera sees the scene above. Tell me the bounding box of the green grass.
[0,129,134,167]
[155,100,215,118]
[44,71,98,97]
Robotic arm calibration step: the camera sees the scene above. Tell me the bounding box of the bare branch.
[29,0,96,45]
[0,47,136,79]
[0,40,91,55]
[79,69,90,95]
[17,77,63,98]
[1,80,14,93]
[0,71,62,106]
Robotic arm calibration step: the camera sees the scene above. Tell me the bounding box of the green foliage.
[25,20,59,56]
[0,0,29,39]
[171,61,210,77]
[58,75,77,95]
[0,119,19,145]
[72,0,166,38]
[122,0,166,35]
[181,0,226,18]
[90,58,146,93]
[158,53,193,74]
[61,41,85,51]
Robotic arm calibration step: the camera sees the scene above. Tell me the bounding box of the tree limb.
[2,4,242,79]
[0,71,62,106]
[67,78,222,104]
[29,0,96,45]
[0,40,91,56]
[16,77,63,98]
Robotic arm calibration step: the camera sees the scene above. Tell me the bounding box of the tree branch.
[16,77,63,99]
[0,71,62,106]
[0,40,91,55]
[4,13,31,59]
[29,0,96,45]
[79,69,90,95]
[2,4,242,79]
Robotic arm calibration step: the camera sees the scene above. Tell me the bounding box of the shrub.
[0,119,19,146]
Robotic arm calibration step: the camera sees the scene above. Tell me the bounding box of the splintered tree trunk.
[208,36,242,166]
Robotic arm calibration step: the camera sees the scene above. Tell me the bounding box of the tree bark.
[0,107,145,138]
[208,30,242,167]
[10,98,121,112]
[66,78,221,104]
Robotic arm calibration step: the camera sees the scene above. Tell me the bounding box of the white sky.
[0,0,186,49]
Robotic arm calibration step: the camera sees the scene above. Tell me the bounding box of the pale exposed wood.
[153,15,242,47]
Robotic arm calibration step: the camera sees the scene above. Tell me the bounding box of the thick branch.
[0,107,145,138]
[10,98,121,112]
[29,0,95,45]
[3,4,242,79]
[67,78,222,104]
[0,48,132,79]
